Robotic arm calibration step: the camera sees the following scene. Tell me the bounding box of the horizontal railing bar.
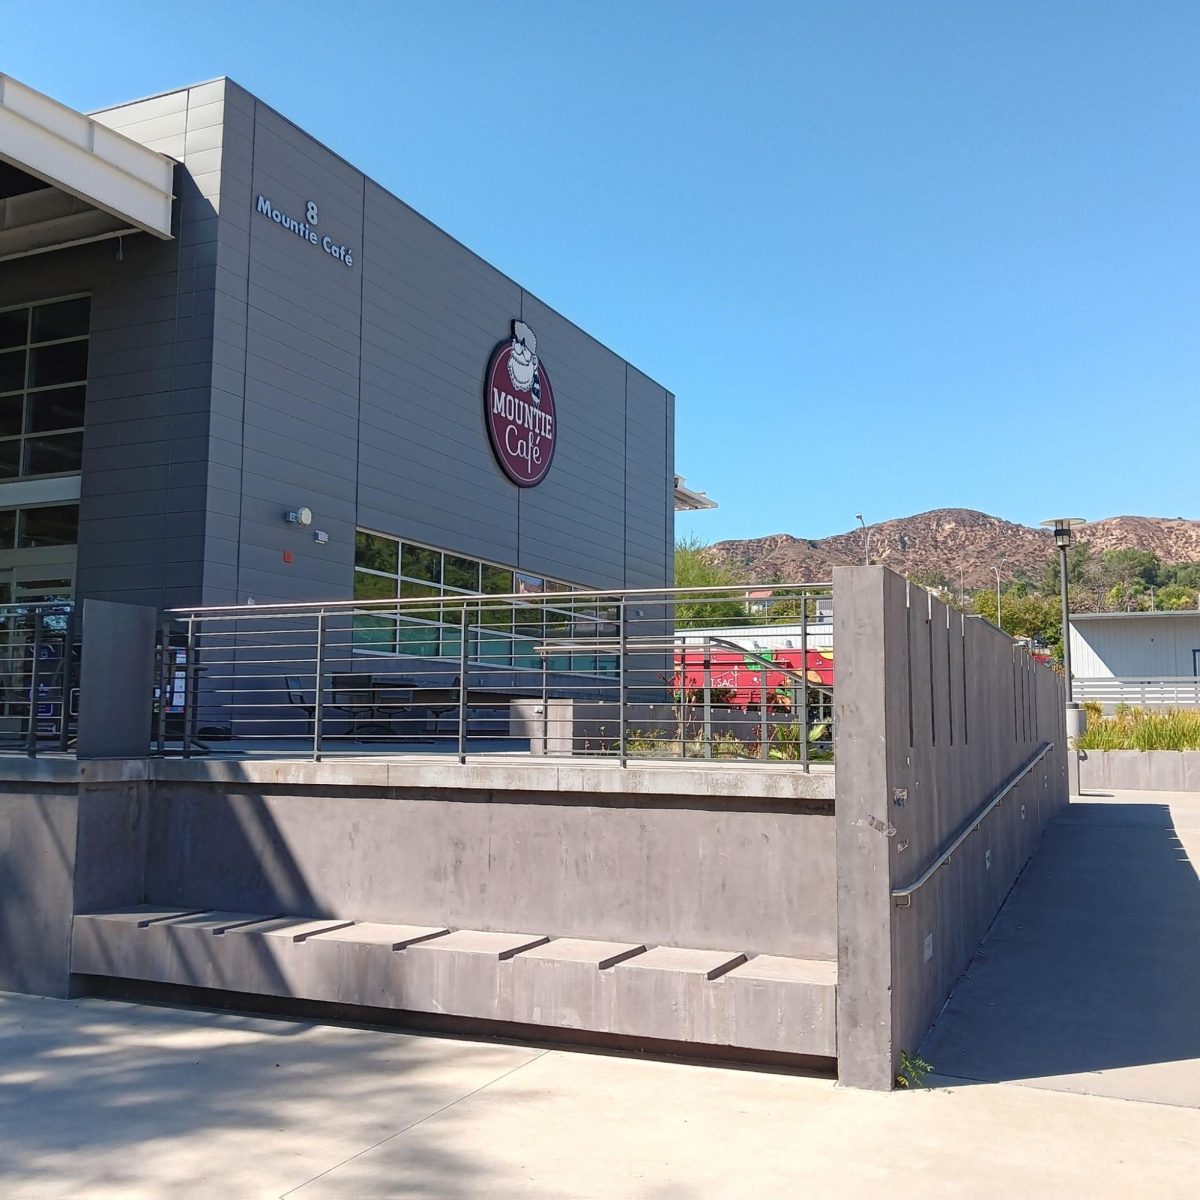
[891,741,1055,907]
[168,583,835,617]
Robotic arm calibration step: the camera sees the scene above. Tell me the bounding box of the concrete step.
[71,906,837,1057]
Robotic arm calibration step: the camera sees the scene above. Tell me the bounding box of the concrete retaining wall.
[0,771,145,996]
[0,756,836,1058]
[833,566,1069,1090]
[139,778,835,960]
[1079,749,1200,792]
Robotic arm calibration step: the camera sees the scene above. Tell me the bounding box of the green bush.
[1075,708,1200,751]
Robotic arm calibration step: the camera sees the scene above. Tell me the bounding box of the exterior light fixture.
[855,513,871,565]
[285,507,313,527]
[1040,517,1086,704]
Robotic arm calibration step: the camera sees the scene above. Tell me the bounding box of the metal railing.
[891,741,1055,907]
[1073,677,1200,709]
[161,583,835,766]
[0,600,77,756]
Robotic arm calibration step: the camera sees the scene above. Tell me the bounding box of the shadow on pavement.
[921,797,1200,1104]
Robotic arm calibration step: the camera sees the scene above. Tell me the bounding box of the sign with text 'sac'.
[484,321,557,487]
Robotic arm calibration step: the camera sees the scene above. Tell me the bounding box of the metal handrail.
[891,741,1055,908]
[167,581,836,617]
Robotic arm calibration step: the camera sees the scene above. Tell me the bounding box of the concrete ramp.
[921,790,1200,1107]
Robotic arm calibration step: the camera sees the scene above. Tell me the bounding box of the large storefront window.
[352,531,611,673]
[0,297,89,481]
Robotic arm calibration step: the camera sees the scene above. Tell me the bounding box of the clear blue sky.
[5,1,1197,543]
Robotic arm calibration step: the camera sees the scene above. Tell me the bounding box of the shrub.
[1075,707,1200,751]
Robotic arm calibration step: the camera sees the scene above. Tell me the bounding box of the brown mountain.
[708,509,1200,590]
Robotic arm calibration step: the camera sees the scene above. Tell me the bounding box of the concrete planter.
[1078,749,1200,792]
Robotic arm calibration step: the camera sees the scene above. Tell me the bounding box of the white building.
[1070,611,1200,708]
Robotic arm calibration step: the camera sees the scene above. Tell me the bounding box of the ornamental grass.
[1075,706,1200,751]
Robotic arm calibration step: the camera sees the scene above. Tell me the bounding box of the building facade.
[0,76,675,615]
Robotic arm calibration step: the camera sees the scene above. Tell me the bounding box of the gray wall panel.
[4,78,672,619]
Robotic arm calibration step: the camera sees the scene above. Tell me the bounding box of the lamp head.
[1040,517,1085,549]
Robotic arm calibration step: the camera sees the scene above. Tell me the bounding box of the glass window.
[26,386,85,434]
[354,570,396,601]
[19,504,79,548]
[0,298,89,481]
[0,440,20,479]
[515,572,544,594]
[0,394,22,437]
[354,530,399,574]
[28,341,88,389]
[352,613,397,652]
[31,298,90,343]
[481,564,513,594]
[402,543,441,584]
[24,432,83,476]
[444,554,479,592]
[0,309,28,351]
[0,510,14,548]
[0,349,25,394]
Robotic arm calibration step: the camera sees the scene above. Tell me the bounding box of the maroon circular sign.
[484,322,556,487]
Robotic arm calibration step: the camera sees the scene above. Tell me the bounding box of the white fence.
[1074,677,1200,709]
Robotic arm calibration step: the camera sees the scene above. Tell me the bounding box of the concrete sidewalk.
[922,787,1200,1108]
[1,988,1197,1199]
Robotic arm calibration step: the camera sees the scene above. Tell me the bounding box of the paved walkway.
[1,788,1198,1198]
[922,787,1200,1108]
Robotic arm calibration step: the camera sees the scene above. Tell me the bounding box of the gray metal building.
[0,75,674,614]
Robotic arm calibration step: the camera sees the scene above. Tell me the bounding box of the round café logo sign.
[484,320,556,487]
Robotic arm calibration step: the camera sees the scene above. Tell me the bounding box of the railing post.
[313,611,326,761]
[457,602,468,763]
[182,615,197,759]
[759,664,769,761]
[59,604,76,754]
[26,610,43,757]
[618,597,627,766]
[800,595,810,771]
[155,619,170,755]
[541,604,549,755]
[702,647,712,760]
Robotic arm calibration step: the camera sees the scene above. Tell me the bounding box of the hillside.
[707,510,1200,589]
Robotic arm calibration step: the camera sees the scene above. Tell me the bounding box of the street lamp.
[855,513,872,565]
[993,560,1005,634]
[1040,518,1086,701]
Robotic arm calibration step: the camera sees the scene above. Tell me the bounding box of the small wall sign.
[484,320,557,487]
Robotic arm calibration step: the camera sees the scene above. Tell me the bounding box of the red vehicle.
[674,646,834,708]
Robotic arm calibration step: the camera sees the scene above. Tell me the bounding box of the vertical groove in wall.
[163,87,191,610]
[927,593,936,747]
[961,612,969,745]
[1012,653,1018,742]
[234,98,258,603]
[353,180,366,552]
[946,605,954,746]
[906,582,914,748]
[623,363,628,587]
[516,288,524,570]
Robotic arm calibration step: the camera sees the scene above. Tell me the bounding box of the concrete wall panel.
[834,566,1068,1089]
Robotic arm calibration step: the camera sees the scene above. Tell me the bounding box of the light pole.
[1040,518,1085,702]
[855,513,872,565]
[993,561,1005,633]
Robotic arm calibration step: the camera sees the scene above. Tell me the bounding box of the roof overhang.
[0,73,175,262]
[674,474,717,512]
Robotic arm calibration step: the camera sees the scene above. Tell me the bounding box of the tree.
[1156,584,1198,611]
[973,590,1063,658]
[673,535,747,627]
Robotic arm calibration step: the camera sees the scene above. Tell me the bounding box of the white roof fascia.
[0,73,174,240]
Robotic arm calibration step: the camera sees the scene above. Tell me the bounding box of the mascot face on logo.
[507,320,541,401]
